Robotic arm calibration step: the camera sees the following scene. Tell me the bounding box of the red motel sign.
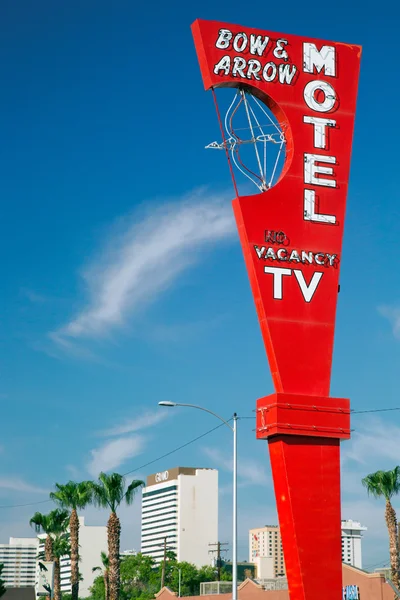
[192,19,361,600]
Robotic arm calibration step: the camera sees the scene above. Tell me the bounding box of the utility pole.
[209,542,229,580]
[161,537,167,589]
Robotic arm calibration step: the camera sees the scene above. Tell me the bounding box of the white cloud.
[202,446,270,486]
[87,436,145,478]
[51,190,235,345]
[98,410,168,437]
[378,305,400,338]
[343,416,400,466]
[0,477,48,495]
[339,416,400,565]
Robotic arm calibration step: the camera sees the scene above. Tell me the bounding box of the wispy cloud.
[339,415,400,566]
[51,190,235,348]
[87,436,145,478]
[65,464,81,479]
[20,288,48,304]
[0,477,48,494]
[343,416,400,466]
[98,410,168,437]
[378,305,400,338]
[203,447,270,486]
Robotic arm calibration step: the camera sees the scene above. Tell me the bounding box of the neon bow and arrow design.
[207,88,287,192]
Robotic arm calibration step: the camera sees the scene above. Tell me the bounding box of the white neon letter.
[303,116,336,149]
[304,153,336,187]
[293,270,324,302]
[249,34,269,56]
[277,248,288,260]
[304,80,337,113]
[303,43,336,76]
[213,56,231,76]
[304,190,336,224]
[216,29,233,49]
[279,64,297,85]
[233,33,248,52]
[254,245,266,259]
[264,267,292,299]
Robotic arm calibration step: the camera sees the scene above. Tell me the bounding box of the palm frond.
[362,467,400,500]
[48,508,70,534]
[101,551,109,569]
[50,480,93,510]
[29,512,48,534]
[89,481,111,511]
[52,533,71,559]
[125,480,145,505]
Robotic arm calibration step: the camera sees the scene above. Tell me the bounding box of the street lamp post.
[158,401,238,600]
[168,564,182,597]
[172,567,182,597]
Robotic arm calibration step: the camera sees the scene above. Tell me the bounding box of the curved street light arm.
[173,403,234,431]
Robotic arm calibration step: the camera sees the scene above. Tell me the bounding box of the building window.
[142,486,177,498]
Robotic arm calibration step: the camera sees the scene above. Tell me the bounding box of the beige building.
[249,526,285,578]
[250,520,366,578]
[0,537,38,588]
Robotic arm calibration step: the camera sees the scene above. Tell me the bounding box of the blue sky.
[0,0,399,572]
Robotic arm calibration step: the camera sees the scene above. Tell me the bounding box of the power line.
[122,421,226,476]
[1,406,399,511]
[352,408,400,414]
[363,557,390,570]
[240,407,400,418]
[0,499,52,510]
[0,421,226,510]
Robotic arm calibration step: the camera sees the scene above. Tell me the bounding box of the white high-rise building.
[341,519,367,569]
[0,537,38,588]
[140,467,218,567]
[38,517,107,598]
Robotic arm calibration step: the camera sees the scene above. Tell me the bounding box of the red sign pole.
[192,19,361,600]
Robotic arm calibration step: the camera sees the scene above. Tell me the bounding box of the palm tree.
[362,467,400,587]
[92,551,110,600]
[52,533,71,600]
[90,473,144,600]
[30,509,70,600]
[50,481,93,600]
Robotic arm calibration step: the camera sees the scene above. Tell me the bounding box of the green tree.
[167,561,199,597]
[119,554,159,600]
[362,467,400,587]
[220,567,233,581]
[90,473,144,600]
[0,563,6,598]
[30,509,70,600]
[50,481,93,600]
[120,553,156,586]
[197,565,217,583]
[162,557,222,597]
[92,551,110,600]
[88,575,106,600]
